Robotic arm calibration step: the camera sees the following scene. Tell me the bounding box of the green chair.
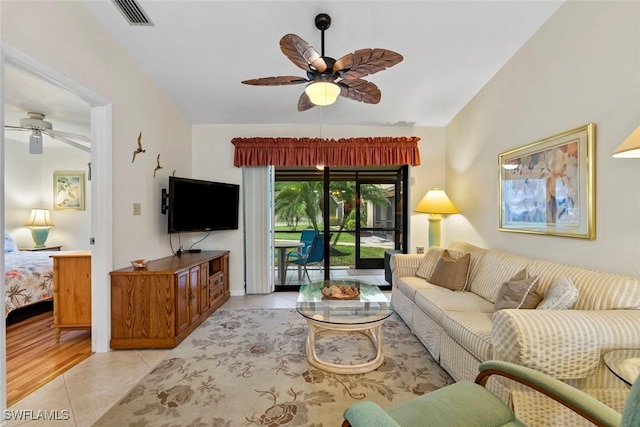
[286,234,324,282]
[343,360,639,427]
[287,229,319,259]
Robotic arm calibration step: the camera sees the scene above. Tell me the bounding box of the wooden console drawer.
[209,271,225,305]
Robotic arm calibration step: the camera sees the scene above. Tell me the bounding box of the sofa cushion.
[415,288,494,323]
[494,269,542,312]
[396,276,440,301]
[429,250,471,291]
[441,311,494,361]
[416,247,464,279]
[537,276,579,310]
[448,241,488,285]
[469,250,533,303]
[528,259,640,310]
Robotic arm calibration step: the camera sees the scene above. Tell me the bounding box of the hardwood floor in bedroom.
[6,308,92,406]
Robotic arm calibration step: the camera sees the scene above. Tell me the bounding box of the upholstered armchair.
[343,360,639,427]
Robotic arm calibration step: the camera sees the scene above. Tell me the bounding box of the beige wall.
[4,142,91,250]
[1,1,192,267]
[446,1,640,276]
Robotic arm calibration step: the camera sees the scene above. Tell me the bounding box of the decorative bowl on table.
[322,284,360,300]
[131,259,150,269]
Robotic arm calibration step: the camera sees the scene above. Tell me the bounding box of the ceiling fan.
[4,112,90,154]
[242,13,403,111]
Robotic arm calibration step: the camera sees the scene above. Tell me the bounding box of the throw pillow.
[494,269,543,311]
[537,276,579,310]
[429,250,471,291]
[4,232,18,253]
[416,247,446,279]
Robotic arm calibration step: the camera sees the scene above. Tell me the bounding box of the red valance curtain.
[232,136,421,167]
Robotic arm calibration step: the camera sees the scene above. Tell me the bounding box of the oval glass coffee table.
[296,279,393,374]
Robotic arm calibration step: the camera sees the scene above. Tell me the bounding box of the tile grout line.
[61,372,77,427]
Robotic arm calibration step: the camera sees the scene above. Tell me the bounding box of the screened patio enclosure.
[273,166,409,291]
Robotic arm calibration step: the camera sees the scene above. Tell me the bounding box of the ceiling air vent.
[112,0,153,26]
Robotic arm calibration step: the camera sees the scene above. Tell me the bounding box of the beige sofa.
[390,241,640,425]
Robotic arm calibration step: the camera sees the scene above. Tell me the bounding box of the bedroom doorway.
[1,42,113,411]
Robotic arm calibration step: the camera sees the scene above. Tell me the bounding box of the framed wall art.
[498,123,595,239]
[53,171,85,211]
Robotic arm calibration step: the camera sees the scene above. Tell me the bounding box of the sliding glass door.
[274,166,407,290]
[354,179,401,269]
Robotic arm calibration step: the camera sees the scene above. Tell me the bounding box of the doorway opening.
[273,166,408,291]
[2,42,113,412]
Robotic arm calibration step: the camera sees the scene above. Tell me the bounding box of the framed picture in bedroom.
[53,171,85,211]
[498,123,595,239]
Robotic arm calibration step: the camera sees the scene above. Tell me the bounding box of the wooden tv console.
[110,250,230,349]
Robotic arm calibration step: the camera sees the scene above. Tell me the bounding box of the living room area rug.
[94,308,454,426]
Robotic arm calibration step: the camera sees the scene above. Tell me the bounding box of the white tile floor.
[277,266,388,287]
[4,272,387,426]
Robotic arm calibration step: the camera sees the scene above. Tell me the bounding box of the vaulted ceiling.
[4,0,564,147]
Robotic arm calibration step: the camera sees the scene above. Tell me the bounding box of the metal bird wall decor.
[132,132,145,163]
[153,154,163,177]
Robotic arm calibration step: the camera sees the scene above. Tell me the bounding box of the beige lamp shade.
[24,208,54,227]
[24,208,54,248]
[415,188,459,214]
[415,188,458,248]
[612,126,640,158]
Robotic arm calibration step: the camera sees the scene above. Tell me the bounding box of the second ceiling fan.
[4,112,90,154]
[242,13,403,111]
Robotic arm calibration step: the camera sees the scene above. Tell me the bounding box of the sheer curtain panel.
[242,166,275,294]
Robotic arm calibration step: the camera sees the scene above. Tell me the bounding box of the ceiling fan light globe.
[305,81,340,106]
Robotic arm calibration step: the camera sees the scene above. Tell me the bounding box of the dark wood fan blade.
[280,34,327,72]
[338,78,381,104]
[297,92,316,111]
[334,49,403,79]
[242,76,309,86]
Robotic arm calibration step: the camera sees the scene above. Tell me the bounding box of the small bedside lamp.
[24,208,54,248]
[415,188,458,247]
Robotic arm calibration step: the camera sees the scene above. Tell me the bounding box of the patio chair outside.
[288,229,319,258]
[286,234,324,282]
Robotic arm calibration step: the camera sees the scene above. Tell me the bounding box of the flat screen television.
[166,176,240,233]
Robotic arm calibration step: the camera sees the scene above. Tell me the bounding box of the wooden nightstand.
[51,251,91,342]
[20,245,63,251]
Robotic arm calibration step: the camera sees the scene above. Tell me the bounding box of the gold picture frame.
[498,123,595,239]
[53,171,85,211]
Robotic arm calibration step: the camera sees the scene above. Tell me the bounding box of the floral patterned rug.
[94,308,454,427]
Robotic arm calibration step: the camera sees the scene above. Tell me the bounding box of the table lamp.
[24,208,54,247]
[612,126,640,158]
[415,188,458,247]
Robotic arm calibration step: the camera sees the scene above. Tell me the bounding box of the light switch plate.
[133,203,141,215]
